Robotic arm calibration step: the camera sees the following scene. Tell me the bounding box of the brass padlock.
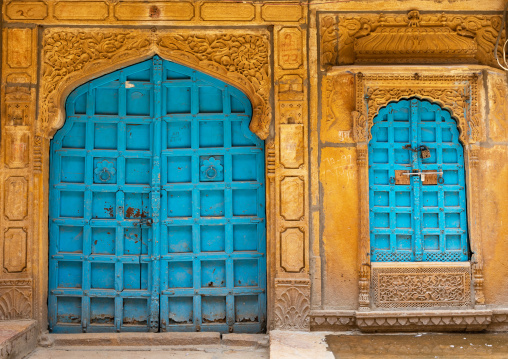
[420,145,431,159]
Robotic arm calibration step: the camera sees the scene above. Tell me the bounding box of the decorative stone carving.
[40,29,271,139]
[4,177,28,221]
[278,75,304,101]
[352,72,481,144]
[278,28,303,70]
[371,264,472,309]
[280,227,305,273]
[356,310,491,332]
[5,2,48,20]
[33,136,43,173]
[280,176,304,221]
[279,124,304,169]
[321,11,504,68]
[4,129,30,169]
[488,76,508,142]
[3,228,28,273]
[354,11,477,64]
[274,279,310,330]
[0,280,32,320]
[310,310,356,331]
[322,74,355,143]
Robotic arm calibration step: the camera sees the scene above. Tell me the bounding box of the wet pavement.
[326,333,508,359]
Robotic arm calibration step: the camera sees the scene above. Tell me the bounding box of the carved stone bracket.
[40,28,271,139]
[320,11,504,69]
[353,72,481,145]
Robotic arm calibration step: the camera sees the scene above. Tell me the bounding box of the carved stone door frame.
[333,65,489,310]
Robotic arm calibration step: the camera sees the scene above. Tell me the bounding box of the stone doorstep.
[41,332,268,348]
[0,320,38,359]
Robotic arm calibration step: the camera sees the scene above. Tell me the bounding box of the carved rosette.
[40,29,271,139]
[274,279,310,330]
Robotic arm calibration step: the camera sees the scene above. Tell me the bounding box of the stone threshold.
[39,332,268,348]
[310,309,504,332]
[0,320,37,359]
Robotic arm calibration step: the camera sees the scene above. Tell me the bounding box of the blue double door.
[49,57,266,333]
[369,99,469,262]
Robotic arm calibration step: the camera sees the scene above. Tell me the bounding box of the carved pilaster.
[468,147,485,306]
[272,25,310,330]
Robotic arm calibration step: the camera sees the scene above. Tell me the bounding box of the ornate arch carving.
[352,72,481,145]
[40,28,271,139]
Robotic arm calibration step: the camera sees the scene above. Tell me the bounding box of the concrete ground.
[4,328,508,359]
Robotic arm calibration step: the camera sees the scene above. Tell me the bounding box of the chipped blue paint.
[49,56,266,333]
[369,99,468,262]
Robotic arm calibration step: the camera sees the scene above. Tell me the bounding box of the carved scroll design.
[353,73,480,145]
[321,11,504,68]
[0,281,32,320]
[274,279,310,330]
[373,266,471,308]
[40,29,271,139]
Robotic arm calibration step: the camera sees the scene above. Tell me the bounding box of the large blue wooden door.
[49,56,266,333]
[369,99,468,262]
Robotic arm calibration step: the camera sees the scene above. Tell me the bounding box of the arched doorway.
[48,56,266,333]
[369,99,468,262]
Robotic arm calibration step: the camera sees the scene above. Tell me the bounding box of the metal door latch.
[137,218,153,226]
[403,144,431,159]
[403,171,443,182]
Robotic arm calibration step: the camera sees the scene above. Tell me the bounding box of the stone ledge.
[0,320,37,359]
[45,332,221,347]
[222,334,269,347]
[356,309,492,332]
[309,310,356,331]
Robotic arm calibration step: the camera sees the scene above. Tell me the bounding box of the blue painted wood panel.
[369,99,468,262]
[49,56,266,333]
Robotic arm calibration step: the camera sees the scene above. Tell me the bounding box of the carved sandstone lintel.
[274,278,310,330]
[321,11,504,69]
[40,28,271,139]
[352,73,481,144]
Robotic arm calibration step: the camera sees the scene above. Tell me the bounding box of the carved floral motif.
[41,29,271,139]
[0,285,32,320]
[274,280,310,330]
[372,266,472,308]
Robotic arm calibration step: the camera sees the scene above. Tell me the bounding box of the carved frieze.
[0,280,32,320]
[320,11,504,69]
[280,227,305,273]
[40,28,271,139]
[3,228,28,273]
[274,279,310,330]
[372,264,472,309]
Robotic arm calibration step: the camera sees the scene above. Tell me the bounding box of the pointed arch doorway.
[48,56,266,333]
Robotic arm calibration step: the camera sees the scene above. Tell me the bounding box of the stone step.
[0,320,37,359]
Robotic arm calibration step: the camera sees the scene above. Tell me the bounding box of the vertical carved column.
[266,141,276,329]
[1,27,38,321]
[468,145,485,306]
[272,25,310,330]
[353,73,371,310]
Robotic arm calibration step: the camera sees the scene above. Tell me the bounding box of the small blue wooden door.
[369,99,468,262]
[49,56,266,333]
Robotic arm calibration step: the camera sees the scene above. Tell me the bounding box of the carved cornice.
[40,28,271,139]
[320,11,503,68]
[353,73,481,144]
